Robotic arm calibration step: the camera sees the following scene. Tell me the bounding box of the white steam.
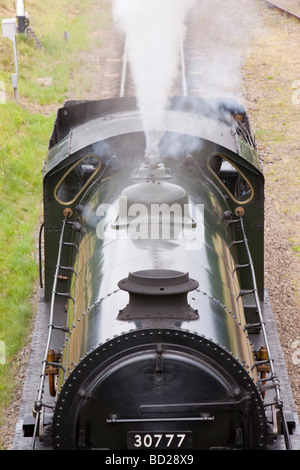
[113,0,195,144]
[112,0,259,155]
[185,0,258,103]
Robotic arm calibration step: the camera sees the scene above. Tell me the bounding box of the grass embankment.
[0,0,108,446]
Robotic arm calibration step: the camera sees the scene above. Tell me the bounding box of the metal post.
[1,18,19,99]
[16,0,25,16]
[16,0,30,34]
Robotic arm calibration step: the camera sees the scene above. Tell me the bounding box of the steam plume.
[113,0,195,146]
[112,0,259,154]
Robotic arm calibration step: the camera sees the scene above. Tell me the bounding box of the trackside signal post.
[16,0,30,34]
[1,18,19,99]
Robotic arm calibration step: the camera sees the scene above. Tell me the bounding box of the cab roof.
[45,96,261,176]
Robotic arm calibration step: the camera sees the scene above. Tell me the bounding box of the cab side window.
[208,155,253,204]
[55,154,101,205]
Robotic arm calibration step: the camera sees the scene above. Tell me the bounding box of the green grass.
[0,102,54,412]
[0,103,52,351]
[291,244,300,255]
[18,7,92,105]
[0,0,110,446]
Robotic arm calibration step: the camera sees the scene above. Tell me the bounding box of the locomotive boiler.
[26,96,294,450]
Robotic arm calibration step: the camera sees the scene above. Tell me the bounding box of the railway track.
[103,0,300,103]
[118,17,223,100]
[119,0,300,104]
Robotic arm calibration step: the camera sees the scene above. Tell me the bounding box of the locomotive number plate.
[127,431,193,449]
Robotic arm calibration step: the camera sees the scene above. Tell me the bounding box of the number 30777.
[130,432,192,449]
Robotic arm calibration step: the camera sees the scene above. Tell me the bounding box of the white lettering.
[105,454,139,467]
[96,203,118,240]
[96,197,204,249]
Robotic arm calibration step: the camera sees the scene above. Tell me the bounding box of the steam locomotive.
[19,96,297,450]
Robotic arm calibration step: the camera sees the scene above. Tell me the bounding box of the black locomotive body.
[28,96,294,450]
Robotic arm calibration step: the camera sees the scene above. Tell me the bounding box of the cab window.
[55,154,101,205]
[208,155,253,204]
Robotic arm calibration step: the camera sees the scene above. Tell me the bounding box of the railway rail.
[118,35,189,99]
[11,3,300,451]
[118,23,209,100]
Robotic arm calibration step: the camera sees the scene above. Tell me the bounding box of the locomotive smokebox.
[118,269,199,320]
